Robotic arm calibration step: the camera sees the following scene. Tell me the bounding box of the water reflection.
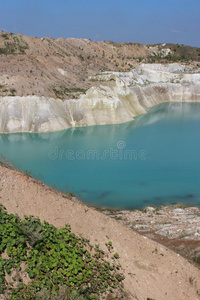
[132,102,200,129]
[0,102,200,209]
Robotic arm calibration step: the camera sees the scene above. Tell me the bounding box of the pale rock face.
[57,69,67,76]
[63,75,146,128]
[0,96,71,133]
[0,64,200,133]
[148,45,172,58]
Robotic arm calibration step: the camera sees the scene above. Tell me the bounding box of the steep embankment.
[0,63,200,133]
[0,164,200,300]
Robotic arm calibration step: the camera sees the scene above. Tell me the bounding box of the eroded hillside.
[0,31,200,99]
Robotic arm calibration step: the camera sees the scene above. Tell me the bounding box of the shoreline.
[1,158,200,213]
[0,99,200,134]
[2,157,200,212]
[1,160,200,269]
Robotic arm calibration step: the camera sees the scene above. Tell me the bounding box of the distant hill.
[0,31,200,99]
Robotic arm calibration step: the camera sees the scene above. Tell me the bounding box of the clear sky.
[0,0,199,47]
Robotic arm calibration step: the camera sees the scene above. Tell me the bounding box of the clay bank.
[0,63,200,133]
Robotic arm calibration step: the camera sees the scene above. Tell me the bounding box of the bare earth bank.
[0,165,200,300]
[102,206,200,269]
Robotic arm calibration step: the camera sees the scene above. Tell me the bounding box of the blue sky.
[0,0,199,47]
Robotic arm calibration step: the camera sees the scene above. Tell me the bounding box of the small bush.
[1,33,8,38]
[0,205,125,299]
[78,54,84,61]
[10,88,16,95]
[63,192,75,200]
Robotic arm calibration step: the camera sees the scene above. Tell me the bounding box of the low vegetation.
[0,204,125,299]
[52,86,87,99]
[147,43,200,63]
[0,32,29,55]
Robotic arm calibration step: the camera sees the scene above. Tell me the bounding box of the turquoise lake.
[0,102,200,209]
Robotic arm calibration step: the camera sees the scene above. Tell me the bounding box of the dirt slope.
[0,165,200,300]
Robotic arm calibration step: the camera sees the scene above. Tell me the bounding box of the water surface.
[0,102,200,209]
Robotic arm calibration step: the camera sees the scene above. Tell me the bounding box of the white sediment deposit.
[0,63,200,133]
[103,205,200,240]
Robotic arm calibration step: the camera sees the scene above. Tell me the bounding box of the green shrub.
[78,54,84,61]
[0,205,125,299]
[9,284,85,300]
[1,33,8,38]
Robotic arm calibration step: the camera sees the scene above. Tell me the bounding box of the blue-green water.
[0,102,200,209]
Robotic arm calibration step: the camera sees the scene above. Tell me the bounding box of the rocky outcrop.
[103,63,200,108]
[103,205,200,241]
[0,64,200,133]
[0,76,146,133]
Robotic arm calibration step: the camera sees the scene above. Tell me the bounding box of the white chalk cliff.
[0,63,200,133]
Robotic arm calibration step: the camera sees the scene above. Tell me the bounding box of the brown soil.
[0,164,200,300]
[0,32,200,100]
